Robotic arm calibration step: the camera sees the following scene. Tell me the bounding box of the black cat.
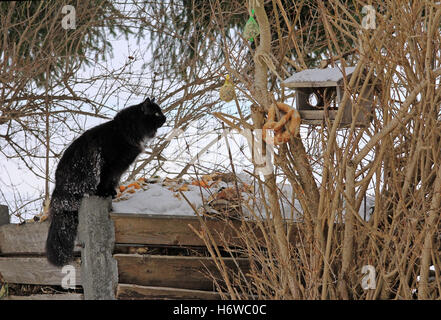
[46,98,166,266]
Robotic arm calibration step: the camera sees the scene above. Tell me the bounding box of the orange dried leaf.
[178,184,189,191]
[191,180,209,188]
[127,182,141,189]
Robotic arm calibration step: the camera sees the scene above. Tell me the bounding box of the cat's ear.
[141,98,152,115]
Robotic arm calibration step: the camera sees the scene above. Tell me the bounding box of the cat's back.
[56,120,117,171]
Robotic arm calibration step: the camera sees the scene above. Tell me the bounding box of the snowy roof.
[111,178,375,221]
[282,66,356,88]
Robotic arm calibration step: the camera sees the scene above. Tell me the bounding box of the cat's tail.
[46,207,79,267]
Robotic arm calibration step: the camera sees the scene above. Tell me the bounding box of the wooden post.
[78,196,118,300]
[0,205,9,226]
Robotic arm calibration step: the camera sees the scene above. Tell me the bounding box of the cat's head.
[140,97,166,138]
[114,97,166,141]
[140,97,166,130]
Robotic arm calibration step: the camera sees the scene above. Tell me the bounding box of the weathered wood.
[0,205,8,226]
[116,283,221,300]
[0,214,244,255]
[0,257,81,285]
[4,293,83,300]
[111,213,263,247]
[0,220,81,255]
[111,213,299,248]
[298,110,338,120]
[0,221,48,255]
[0,213,255,254]
[0,212,298,255]
[78,196,118,300]
[115,254,250,291]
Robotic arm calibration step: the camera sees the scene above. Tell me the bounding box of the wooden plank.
[115,254,249,291]
[4,293,83,300]
[111,213,247,247]
[0,213,247,254]
[111,213,300,248]
[299,110,338,120]
[0,257,81,286]
[0,212,300,255]
[0,205,9,226]
[299,110,357,127]
[0,221,49,255]
[116,284,221,300]
[0,220,81,255]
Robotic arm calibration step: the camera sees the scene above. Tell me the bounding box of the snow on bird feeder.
[281,66,374,127]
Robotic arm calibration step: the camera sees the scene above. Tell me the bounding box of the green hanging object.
[243,9,259,42]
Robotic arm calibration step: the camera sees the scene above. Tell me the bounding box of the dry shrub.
[196,0,441,300]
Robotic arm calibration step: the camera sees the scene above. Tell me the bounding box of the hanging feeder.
[243,9,260,42]
[281,66,374,127]
[219,75,236,102]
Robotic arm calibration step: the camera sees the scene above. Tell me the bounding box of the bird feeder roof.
[282,66,356,88]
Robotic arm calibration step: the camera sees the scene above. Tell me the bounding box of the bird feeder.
[281,66,374,127]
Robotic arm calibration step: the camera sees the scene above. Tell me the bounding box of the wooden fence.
[0,198,255,300]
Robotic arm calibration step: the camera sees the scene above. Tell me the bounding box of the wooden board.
[0,257,81,286]
[3,293,83,300]
[0,205,8,226]
[115,254,249,291]
[0,221,49,255]
[0,214,245,254]
[0,212,300,255]
[116,283,221,300]
[0,221,81,255]
[111,213,247,247]
[299,110,338,120]
[111,213,299,248]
